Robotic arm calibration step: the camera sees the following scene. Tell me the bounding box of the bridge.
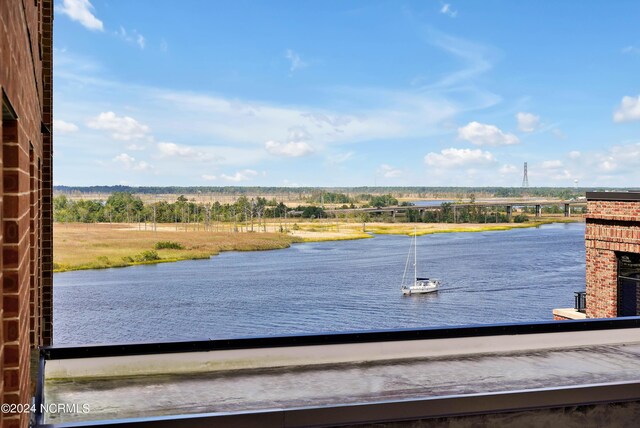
[323,200,587,221]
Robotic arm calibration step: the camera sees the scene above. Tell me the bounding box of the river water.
[53,222,586,345]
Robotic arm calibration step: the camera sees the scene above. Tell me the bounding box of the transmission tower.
[522,162,529,188]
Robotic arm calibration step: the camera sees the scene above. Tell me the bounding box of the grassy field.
[53,223,301,272]
[361,217,579,236]
[54,216,580,272]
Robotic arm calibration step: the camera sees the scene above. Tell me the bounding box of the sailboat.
[401,227,440,295]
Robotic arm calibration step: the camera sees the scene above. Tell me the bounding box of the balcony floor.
[44,341,640,424]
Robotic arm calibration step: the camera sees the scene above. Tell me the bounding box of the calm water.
[53,223,586,345]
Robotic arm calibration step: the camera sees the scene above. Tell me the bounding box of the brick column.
[585,246,617,318]
[584,195,640,318]
[41,0,53,346]
[2,120,31,427]
[29,146,41,346]
[0,93,4,428]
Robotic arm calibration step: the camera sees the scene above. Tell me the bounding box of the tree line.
[54,185,608,199]
[54,193,295,224]
[53,192,584,227]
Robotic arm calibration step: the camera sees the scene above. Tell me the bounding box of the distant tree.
[105,192,144,222]
[369,194,398,208]
[298,205,326,219]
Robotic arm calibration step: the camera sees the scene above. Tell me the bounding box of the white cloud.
[613,95,640,122]
[552,128,567,140]
[157,142,200,158]
[327,151,354,164]
[379,164,402,178]
[600,159,617,172]
[265,140,314,157]
[201,174,217,181]
[116,27,145,50]
[499,164,518,174]
[221,169,258,182]
[53,37,505,185]
[516,112,540,133]
[440,3,458,18]
[87,112,151,141]
[157,89,457,148]
[541,160,564,169]
[56,0,103,31]
[113,153,151,171]
[552,141,640,185]
[458,121,519,146]
[285,49,308,72]
[54,119,79,134]
[595,142,640,173]
[424,148,495,167]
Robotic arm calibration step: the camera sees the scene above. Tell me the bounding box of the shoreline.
[54,219,581,274]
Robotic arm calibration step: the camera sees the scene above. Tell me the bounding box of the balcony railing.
[575,291,586,313]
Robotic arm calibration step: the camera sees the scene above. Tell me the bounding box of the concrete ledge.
[553,308,587,320]
[45,327,640,379]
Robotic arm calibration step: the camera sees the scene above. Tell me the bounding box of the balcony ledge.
[553,308,587,320]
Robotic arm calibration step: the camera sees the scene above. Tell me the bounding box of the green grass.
[54,218,580,272]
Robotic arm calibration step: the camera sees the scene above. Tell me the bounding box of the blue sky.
[53,0,640,187]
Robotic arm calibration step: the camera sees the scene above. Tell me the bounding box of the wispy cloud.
[458,121,519,146]
[53,37,503,184]
[221,169,258,182]
[87,112,152,141]
[327,151,354,164]
[156,142,210,160]
[116,26,146,50]
[425,148,496,167]
[420,28,496,92]
[622,45,640,55]
[265,140,314,157]
[410,28,501,115]
[54,119,79,134]
[378,164,403,178]
[285,49,308,73]
[541,160,564,169]
[516,112,540,133]
[499,164,517,174]
[440,3,458,18]
[56,0,103,31]
[113,153,152,171]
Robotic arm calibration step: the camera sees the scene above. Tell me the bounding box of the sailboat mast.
[414,227,417,284]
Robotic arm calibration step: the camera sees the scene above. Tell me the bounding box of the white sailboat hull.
[401,279,440,295]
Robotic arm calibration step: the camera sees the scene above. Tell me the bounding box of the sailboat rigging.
[401,227,440,295]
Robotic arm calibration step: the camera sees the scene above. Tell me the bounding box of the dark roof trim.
[587,191,640,202]
[42,317,640,360]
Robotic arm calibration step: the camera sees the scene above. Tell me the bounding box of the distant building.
[1,1,53,427]
[554,192,640,320]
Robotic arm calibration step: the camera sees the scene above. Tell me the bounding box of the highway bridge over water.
[323,200,587,220]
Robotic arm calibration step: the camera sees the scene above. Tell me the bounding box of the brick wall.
[0,1,52,427]
[585,197,640,319]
